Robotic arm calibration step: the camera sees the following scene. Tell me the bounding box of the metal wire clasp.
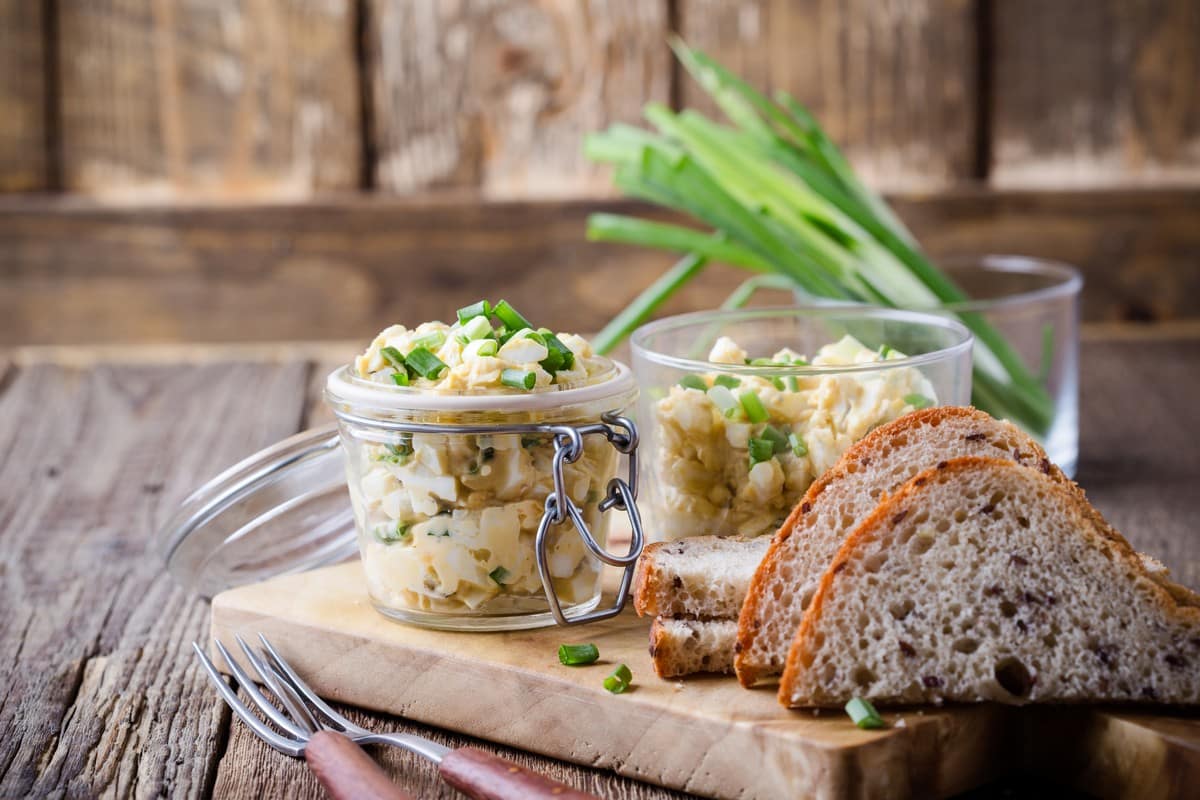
[534,412,644,626]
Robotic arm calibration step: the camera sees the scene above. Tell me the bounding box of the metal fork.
[194,634,601,800]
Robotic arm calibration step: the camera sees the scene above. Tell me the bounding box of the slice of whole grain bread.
[648,617,738,678]
[736,407,1067,686]
[633,535,771,619]
[778,457,1200,707]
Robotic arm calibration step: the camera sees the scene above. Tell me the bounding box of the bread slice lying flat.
[779,457,1200,707]
[649,618,738,678]
[736,407,1066,686]
[634,535,771,619]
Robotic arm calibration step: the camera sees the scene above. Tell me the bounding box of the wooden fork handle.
[439,746,601,800]
[305,730,414,800]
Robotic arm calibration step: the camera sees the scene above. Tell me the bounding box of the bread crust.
[776,456,1200,707]
[735,407,1060,686]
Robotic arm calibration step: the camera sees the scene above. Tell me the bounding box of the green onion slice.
[411,331,446,351]
[748,437,775,465]
[679,374,707,391]
[788,432,808,457]
[540,330,576,372]
[706,385,739,417]
[501,369,537,390]
[903,393,934,410]
[373,522,410,544]
[380,346,406,370]
[785,376,799,392]
[493,299,533,331]
[878,344,895,358]
[739,390,769,423]
[390,371,410,387]
[464,338,498,359]
[459,315,494,342]
[713,374,741,389]
[845,697,886,729]
[489,566,510,585]
[406,347,448,380]
[457,300,492,324]
[603,663,633,693]
[770,376,786,391]
[558,643,600,666]
[760,424,789,454]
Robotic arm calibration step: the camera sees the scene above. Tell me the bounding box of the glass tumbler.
[630,307,974,542]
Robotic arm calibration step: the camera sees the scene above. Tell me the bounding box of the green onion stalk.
[585,38,1054,437]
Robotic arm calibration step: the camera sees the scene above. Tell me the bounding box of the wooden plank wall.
[1,0,1199,345]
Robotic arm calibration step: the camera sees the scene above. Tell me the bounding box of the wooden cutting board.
[210,562,1200,800]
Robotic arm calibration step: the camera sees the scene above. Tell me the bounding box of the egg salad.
[348,300,618,616]
[651,334,936,541]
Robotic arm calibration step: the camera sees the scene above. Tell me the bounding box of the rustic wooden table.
[2,327,1197,799]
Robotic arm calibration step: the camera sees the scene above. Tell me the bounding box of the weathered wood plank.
[676,0,979,190]
[366,0,670,198]
[991,0,1200,187]
[0,360,311,797]
[1077,338,1200,587]
[0,0,47,191]
[2,188,1199,348]
[57,0,360,199]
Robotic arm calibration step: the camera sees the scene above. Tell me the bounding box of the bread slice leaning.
[634,535,771,619]
[649,618,738,678]
[779,457,1200,707]
[736,407,1067,686]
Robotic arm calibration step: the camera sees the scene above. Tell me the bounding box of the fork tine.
[192,642,305,757]
[257,634,367,735]
[234,635,321,734]
[212,638,310,741]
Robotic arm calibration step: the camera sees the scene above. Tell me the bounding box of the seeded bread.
[736,407,1067,686]
[779,457,1200,707]
[649,618,739,678]
[633,535,771,619]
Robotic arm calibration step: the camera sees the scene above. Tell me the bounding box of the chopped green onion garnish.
[878,344,895,358]
[373,522,410,544]
[390,371,410,386]
[501,368,536,390]
[713,374,740,389]
[489,566,510,585]
[558,643,600,666]
[785,376,799,392]
[457,300,492,324]
[459,315,494,342]
[464,338,498,359]
[770,376,786,391]
[706,385,739,417]
[845,697,886,729]
[405,347,448,380]
[411,331,446,351]
[381,437,413,464]
[747,357,786,367]
[380,346,406,370]
[788,432,808,457]
[739,390,769,423]
[760,424,789,454]
[513,328,546,346]
[540,330,576,373]
[679,374,707,391]
[603,663,632,693]
[492,299,533,331]
[792,357,809,366]
[903,393,934,410]
[748,437,775,465]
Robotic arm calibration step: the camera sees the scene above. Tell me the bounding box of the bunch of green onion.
[584,39,1053,437]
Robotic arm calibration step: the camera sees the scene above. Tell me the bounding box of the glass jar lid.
[159,423,357,599]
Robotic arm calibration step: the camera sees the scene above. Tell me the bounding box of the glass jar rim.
[630,305,974,377]
[925,254,1084,313]
[326,361,637,413]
